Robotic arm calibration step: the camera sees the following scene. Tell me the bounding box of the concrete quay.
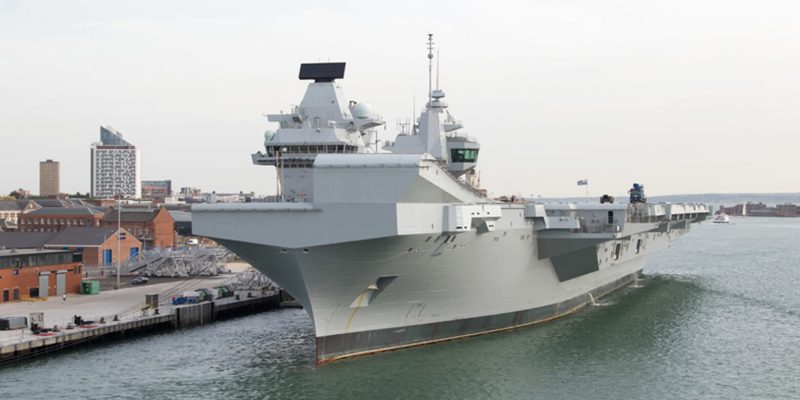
[0,275,280,365]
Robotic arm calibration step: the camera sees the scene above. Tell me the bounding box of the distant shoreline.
[534,192,800,206]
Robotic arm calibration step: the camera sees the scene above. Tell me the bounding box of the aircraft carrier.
[193,35,709,363]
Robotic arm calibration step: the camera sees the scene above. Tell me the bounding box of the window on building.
[450,149,479,163]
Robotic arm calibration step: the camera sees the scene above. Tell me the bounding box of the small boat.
[712,212,731,224]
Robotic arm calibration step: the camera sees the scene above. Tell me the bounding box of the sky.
[0,0,798,198]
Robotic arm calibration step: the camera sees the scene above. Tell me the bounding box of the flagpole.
[577,178,589,203]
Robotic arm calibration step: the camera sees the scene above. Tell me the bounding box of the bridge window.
[451,149,479,162]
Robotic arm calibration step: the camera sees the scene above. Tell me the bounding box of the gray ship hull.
[315,270,640,362]
[214,216,684,362]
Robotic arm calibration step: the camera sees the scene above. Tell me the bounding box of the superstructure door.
[38,273,49,297]
[56,271,66,295]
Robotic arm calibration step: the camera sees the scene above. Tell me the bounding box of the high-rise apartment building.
[39,159,60,196]
[90,126,141,199]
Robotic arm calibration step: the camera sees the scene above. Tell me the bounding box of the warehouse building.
[0,249,82,302]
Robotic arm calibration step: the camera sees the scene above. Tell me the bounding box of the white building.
[90,126,141,199]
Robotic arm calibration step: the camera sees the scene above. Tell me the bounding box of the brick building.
[102,207,175,248]
[141,180,172,202]
[0,249,82,302]
[0,227,141,267]
[19,207,105,233]
[46,227,142,266]
[0,200,40,227]
[775,203,800,217]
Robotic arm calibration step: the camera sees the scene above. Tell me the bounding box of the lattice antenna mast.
[427,33,434,107]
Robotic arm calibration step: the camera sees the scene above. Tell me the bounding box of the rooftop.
[0,227,136,249]
[27,207,105,216]
[0,201,21,211]
[168,210,191,222]
[47,227,123,247]
[0,232,57,248]
[35,199,92,208]
[100,125,133,147]
[104,208,166,223]
[1,199,92,211]
[0,248,72,257]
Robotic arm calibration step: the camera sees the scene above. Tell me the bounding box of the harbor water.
[1,217,798,399]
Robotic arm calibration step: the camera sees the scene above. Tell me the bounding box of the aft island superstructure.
[193,36,708,363]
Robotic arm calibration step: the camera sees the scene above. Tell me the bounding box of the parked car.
[131,277,149,285]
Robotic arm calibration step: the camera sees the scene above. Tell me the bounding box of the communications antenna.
[427,33,434,107]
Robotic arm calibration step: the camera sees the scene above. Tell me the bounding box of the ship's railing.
[261,196,313,203]
[627,213,663,224]
[626,203,709,223]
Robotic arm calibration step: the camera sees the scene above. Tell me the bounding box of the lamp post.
[116,199,121,290]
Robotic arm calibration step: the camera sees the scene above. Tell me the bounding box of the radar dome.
[264,130,276,141]
[353,102,373,119]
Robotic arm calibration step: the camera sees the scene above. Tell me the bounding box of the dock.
[0,276,281,365]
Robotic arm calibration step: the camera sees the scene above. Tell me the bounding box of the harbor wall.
[174,302,215,328]
[0,292,280,365]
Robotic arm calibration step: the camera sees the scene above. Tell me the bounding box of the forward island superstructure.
[193,36,708,363]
